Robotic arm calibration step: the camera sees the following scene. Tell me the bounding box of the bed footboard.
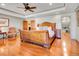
[20,30,54,48]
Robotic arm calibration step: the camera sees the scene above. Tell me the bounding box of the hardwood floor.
[0,32,79,56]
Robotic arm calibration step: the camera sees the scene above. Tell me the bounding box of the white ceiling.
[0,3,79,18]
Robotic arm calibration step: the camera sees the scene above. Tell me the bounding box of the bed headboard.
[38,22,56,31]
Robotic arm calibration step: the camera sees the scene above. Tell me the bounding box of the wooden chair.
[7,27,17,38]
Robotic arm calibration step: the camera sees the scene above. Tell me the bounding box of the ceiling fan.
[18,3,36,12]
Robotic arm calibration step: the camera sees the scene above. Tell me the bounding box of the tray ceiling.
[0,3,79,18]
[0,3,64,15]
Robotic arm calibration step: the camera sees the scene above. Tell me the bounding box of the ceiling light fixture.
[1,3,5,6]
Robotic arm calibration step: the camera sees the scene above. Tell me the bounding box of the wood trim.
[23,21,28,30]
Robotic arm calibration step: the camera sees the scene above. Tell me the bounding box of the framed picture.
[0,18,9,27]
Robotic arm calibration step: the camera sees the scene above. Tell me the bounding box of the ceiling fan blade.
[30,7,36,9]
[29,9,34,12]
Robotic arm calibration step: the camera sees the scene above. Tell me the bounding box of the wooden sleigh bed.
[20,22,56,48]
